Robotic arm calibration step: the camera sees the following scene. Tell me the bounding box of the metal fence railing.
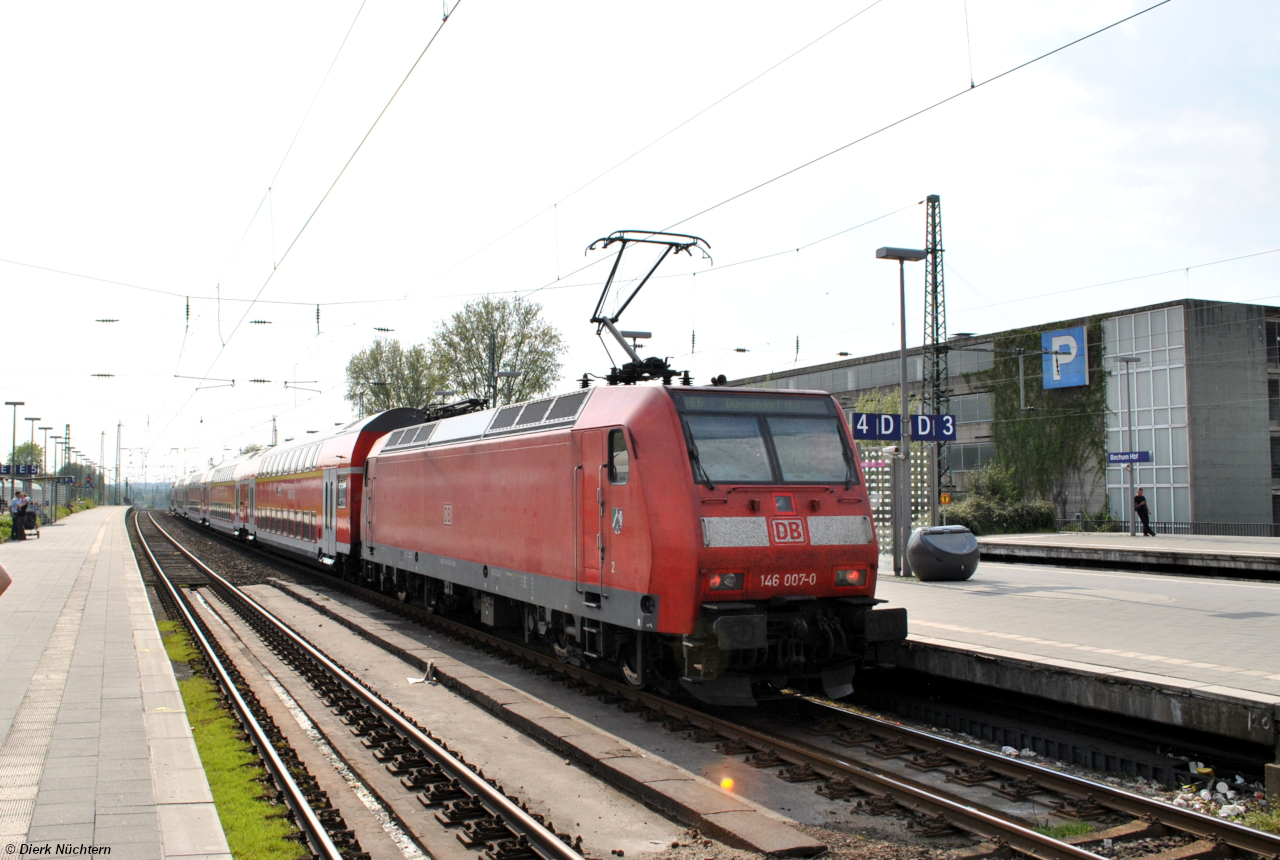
[1055,519,1280,538]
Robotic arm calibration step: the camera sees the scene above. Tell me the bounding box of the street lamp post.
[5,401,23,499]
[876,247,927,577]
[38,427,51,473]
[1113,354,1142,536]
[24,417,39,505]
[50,435,62,521]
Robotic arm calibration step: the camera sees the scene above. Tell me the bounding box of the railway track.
[135,511,589,860]
[162,512,1280,860]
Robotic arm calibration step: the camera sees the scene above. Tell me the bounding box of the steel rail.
[165,514,1280,859]
[146,513,587,860]
[803,700,1280,859]
[133,512,344,860]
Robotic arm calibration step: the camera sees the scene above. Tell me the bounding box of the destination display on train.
[672,392,833,415]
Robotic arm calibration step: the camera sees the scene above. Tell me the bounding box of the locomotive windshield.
[672,392,857,486]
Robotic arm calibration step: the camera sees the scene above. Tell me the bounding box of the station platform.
[876,558,1280,754]
[0,506,230,858]
[976,532,1280,579]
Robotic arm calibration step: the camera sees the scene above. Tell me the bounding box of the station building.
[729,298,1280,527]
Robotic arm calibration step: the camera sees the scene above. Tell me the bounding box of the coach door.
[577,430,605,602]
[321,467,338,555]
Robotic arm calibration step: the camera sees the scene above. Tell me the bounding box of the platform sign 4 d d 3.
[1042,326,1089,389]
[851,413,957,441]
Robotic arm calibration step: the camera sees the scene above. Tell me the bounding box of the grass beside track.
[159,619,305,860]
[1246,808,1280,833]
[1034,821,1094,840]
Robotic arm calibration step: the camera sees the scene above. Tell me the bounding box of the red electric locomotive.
[172,230,908,705]
[360,384,906,705]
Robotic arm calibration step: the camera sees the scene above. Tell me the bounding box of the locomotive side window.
[767,417,849,483]
[608,429,629,484]
[683,415,772,483]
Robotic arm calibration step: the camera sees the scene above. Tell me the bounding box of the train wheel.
[621,657,645,689]
[622,634,646,690]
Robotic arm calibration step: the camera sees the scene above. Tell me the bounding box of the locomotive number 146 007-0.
[760,572,817,588]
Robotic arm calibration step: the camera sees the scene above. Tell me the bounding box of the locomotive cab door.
[321,467,338,556]
[577,430,605,604]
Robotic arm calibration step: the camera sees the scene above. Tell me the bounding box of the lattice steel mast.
[923,194,952,494]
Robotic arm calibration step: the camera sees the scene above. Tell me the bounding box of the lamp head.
[875,247,927,262]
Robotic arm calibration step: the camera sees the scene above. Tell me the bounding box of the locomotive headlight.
[835,568,866,587]
[708,572,743,591]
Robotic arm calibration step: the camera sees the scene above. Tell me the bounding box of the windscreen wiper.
[680,418,716,490]
[842,444,856,491]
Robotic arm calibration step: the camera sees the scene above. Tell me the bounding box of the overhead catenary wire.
[0,258,407,306]
[419,0,890,291]
[150,2,465,451]
[663,0,1176,232]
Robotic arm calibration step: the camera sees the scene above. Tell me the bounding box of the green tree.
[429,296,566,406]
[344,338,446,413]
[238,443,265,456]
[7,442,43,468]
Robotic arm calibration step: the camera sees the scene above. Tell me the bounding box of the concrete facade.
[1184,300,1273,522]
[729,298,1280,526]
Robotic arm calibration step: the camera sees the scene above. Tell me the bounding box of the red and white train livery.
[173,386,906,705]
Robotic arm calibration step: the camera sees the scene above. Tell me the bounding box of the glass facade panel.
[1168,346,1184,363]
[1174,486,1190,520]
[1135,313,1150,352]
[1170,406,1187,424]
[1169,366,1186,406]
[1156,487,1172,520]
[1119,315,1134,355]
[1154,428,1169,465]
[1151,309,1167,348]
[1172,426,1189,465]
[1136,371,1152,409]
[1174,467,1189,483]
[1152,368,1169,407]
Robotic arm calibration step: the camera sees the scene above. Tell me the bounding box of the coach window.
[337,476,348,508]
[608,429,629,484]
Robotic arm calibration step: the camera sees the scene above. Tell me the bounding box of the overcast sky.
[2,0,1276,482]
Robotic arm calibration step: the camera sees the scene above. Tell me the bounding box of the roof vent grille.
[516,399,553,425]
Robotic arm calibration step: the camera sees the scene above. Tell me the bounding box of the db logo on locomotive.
[769,517,806,544]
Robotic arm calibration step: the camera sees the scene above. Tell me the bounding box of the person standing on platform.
[1134,488,1156,537]
[9,491,28,541]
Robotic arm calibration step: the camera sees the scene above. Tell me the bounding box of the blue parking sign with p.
[1042,326,1089,389]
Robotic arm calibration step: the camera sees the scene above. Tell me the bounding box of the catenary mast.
[923,195,952,499]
